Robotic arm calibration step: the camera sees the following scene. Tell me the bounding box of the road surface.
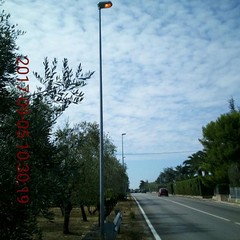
[133,193,240,240]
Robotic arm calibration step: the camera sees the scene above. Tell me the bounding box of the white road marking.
[133,196,162,240]
[161,198,231,222]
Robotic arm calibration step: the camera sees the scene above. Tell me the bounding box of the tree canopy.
[200,102,240,185]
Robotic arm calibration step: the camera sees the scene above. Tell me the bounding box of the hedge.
[170,177,214,197]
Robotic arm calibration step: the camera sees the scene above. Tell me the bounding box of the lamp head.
[98,1,113,9]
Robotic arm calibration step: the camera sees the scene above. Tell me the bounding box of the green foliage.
[174,178,202,196]
[0,9,24,85]
[228,97,240,113]
[26,98,60,218]
[155,151,208,187]
[33,57,94,119]
[175,164,189,181]
[139,180,158,192]
[166,183,174,194]
[172,177,214,197]
[200,108,240,185]
[0,95,59,239]
[54,121,129,207]
[228,163,240,187]
[183,151,206,177]
[0,7,42,239]
[155,167,176,185]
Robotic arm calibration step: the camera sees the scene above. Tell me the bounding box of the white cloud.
[4,0,240,188]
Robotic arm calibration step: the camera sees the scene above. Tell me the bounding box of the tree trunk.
[63,214,70,234]
[93,206,98,215]
[59,204,64,216]
[87,206,93,215]
[63,201,72,234]
[80,205,87,221]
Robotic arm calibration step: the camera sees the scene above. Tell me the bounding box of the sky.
[3,0,240,189]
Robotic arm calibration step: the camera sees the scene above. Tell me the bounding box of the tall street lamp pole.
[122,133,126,166]
[97,1,112,237]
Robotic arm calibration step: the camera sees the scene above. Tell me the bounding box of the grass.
[38,207,100,240]
[38,195,154,240]
[113,196,154,240]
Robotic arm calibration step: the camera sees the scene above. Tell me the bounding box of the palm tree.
[183,151,206,178]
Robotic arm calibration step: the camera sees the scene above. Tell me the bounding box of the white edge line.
[133,196,162,240]
[163,198,231,222]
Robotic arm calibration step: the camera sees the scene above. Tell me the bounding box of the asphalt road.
[132,193,240,240]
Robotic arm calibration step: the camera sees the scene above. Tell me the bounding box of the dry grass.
[38,196,154,240]
[38,207,100,240]
[114,196,154,240]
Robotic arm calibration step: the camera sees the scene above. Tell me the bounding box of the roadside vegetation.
[114,196,154,240]
[36,196,154,240]
[140,98,240,198]
[0,4,128,239]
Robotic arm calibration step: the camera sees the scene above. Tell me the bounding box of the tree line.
[143,98,240,192]
[0,6,128,239]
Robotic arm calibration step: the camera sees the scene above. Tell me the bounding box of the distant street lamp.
[122,133,126,166]
[97,1,112,238]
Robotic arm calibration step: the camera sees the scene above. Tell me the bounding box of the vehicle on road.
[158,188,168,197]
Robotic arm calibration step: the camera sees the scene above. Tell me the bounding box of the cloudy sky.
[4,0,240,189]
